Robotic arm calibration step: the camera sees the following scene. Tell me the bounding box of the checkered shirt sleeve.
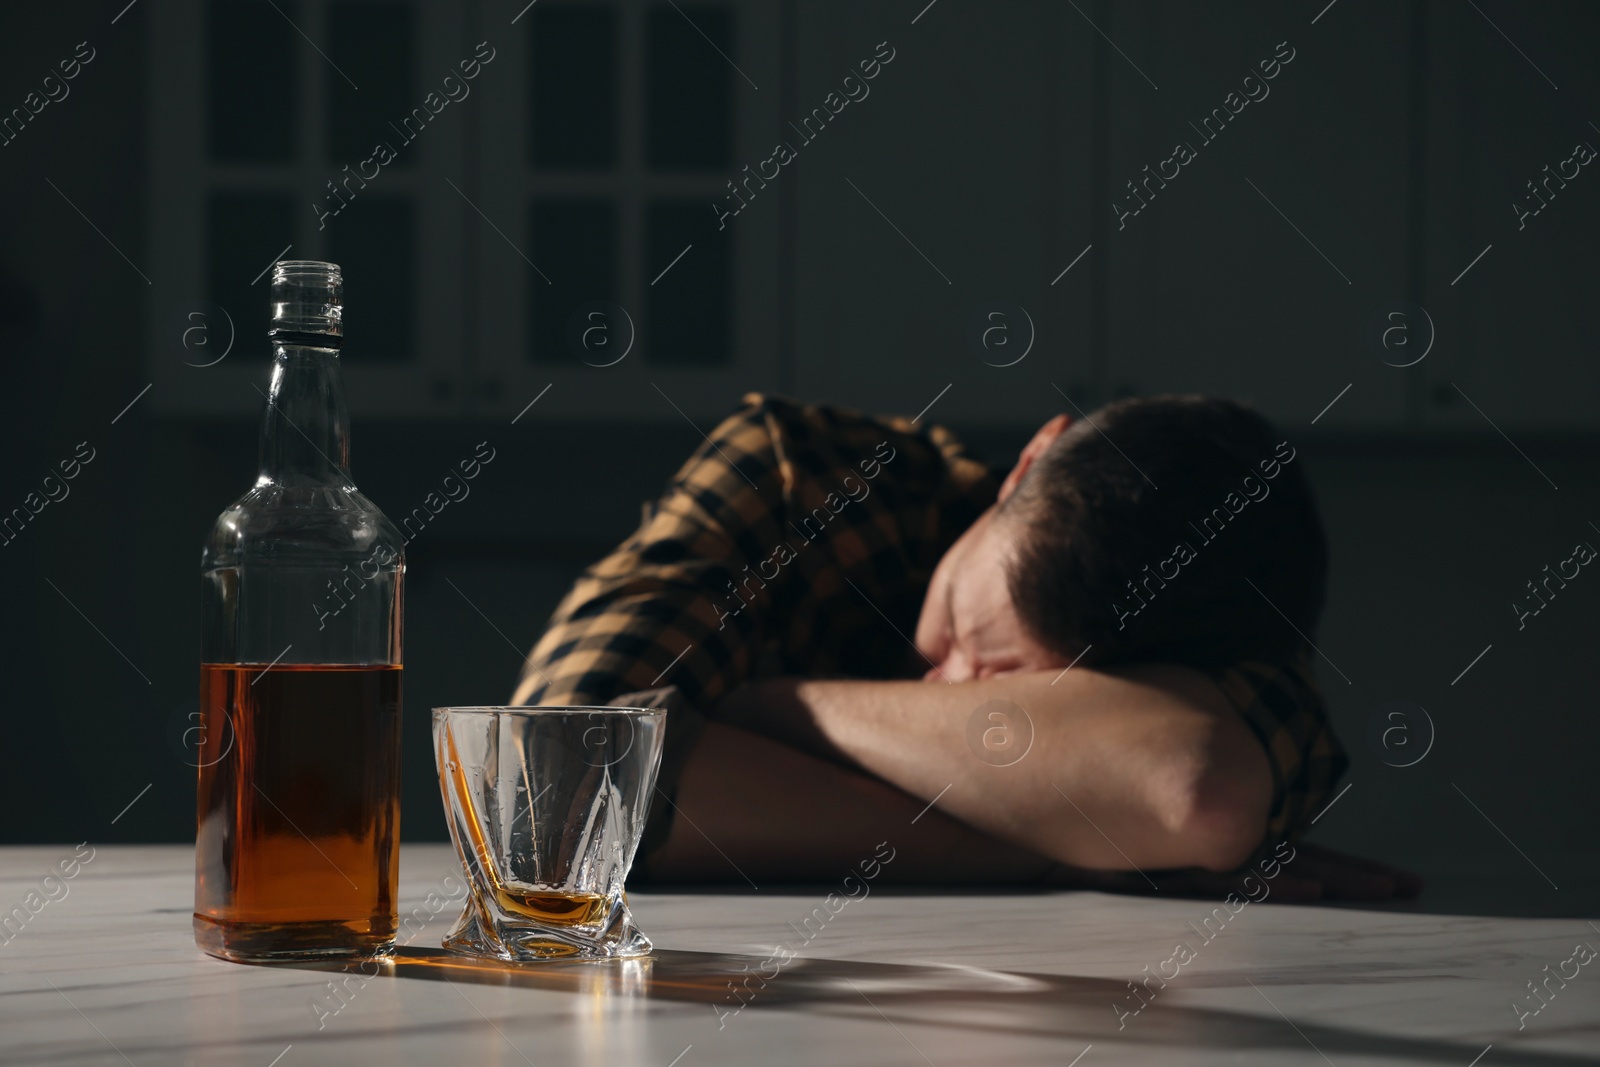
[1214,649,1350,846]
[509,393,996,708]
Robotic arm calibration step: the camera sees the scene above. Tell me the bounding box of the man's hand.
[1258,844,1423,901]
[1045,843,1424,902]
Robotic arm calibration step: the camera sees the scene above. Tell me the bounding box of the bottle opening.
[270,260,343,345]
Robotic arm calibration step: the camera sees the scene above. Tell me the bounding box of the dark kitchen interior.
[2,0,1598,920]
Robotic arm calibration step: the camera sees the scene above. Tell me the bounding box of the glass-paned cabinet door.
[473,0,782,422]
[148,0,468,417]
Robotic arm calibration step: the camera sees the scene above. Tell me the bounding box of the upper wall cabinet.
[149,0,781,421]
[472,0,783,421]
[148,1,1600,427]
[1100,0,1600,432]
[149,0,468,417]
[790,0,1097,427]
[1094,0,1413,430]
[1414,0,1600,432]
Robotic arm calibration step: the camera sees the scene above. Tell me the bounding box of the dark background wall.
[2,0,1596,912]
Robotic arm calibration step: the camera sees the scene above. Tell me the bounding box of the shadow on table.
[279,947,1585,1065]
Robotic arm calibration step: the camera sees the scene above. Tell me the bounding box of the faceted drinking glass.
[433,706,665,961]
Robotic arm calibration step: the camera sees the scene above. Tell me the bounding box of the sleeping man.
[512,393,1418,900]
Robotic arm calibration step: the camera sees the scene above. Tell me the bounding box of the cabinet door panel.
[1419,0,1600,431]
[475,0,782,423]
[791,1,1096,426]
[1101,0,1411,430]
[148,0,467,418]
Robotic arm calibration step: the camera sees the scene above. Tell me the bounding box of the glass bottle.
[194,260,405,962]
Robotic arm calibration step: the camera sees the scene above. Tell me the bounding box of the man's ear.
[998,414,1072,502]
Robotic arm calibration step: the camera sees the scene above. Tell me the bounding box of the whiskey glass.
[433,706,666,961]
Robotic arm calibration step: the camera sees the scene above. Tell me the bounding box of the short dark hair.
[1000,395,1326,670]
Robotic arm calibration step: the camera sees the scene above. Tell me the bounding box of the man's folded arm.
[646,719,1059,883]
[714,665,1277,874]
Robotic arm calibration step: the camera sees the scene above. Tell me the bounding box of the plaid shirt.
[512,394,1348,862]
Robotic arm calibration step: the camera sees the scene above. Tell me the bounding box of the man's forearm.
[646,721,1056,883]
[715,666,1274,873]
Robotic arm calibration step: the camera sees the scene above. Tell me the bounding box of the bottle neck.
[258,343,352,486]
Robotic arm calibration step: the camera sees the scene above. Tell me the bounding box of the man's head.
[914,395,1327,681]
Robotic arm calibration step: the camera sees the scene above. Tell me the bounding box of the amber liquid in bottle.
[194,664,401,959]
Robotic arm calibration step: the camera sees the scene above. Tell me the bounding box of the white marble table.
[2,844,1597,1066]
